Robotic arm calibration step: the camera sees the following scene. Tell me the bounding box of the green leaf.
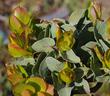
[69,9,85,25]
[99,39,109,52]
[8,44,31,57]
[66,49,81,63]
[50,23,59,38]
[32,52,47,75]
[81,41,96,53]
[26,77,47,92]
[13,83,35,96]
[36,22,48,28]
[82,79,90,95]
[9,15,23,34]
[32,38,55,53]
[13,57,35,66]
[17,65,28,78]
[58,86,73,96]
[14,6,30,25]
[46,57,64,72]
[75,79,90,95]
[61,24,76,32]
[96,21,106,39]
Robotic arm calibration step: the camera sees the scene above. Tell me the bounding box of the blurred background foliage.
[0,0,110,96]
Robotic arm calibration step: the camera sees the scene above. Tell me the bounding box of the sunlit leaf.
[56,31,75,52]
[61,24,76,32]
[50,23,62,39]
[69,9,85,25]
[17,65,28,77]
[26,77,47,92]
[9,15,23,34]
[82,79,90,95]
[66,49,80,63]
[93,46,104,65]
[46,57,64,72]
[99,39,109,52]
[13,83,35,96]
[14,6,31,25]
[13,57,35,66]
[59,67,75,84]
[6,65,24,86]
[104,48,110,69]
[46,84,54,96]
[106,17,110,41]
[37,92,52,96]
[81,41,96,54]
[8,44,32,57]
[75,79,90,95]
[32,38,55,53]
[88,1,102,24]
[58,86,73,96]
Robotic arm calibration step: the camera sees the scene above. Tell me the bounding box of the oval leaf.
[32,38,55,53]
[46,57,64,72]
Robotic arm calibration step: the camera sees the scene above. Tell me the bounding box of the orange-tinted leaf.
[46,84,54,96]
[26,77,47,92]
[9,34,17,45]
[13,83,35,96]
[9,15,23,34]
[92,1,102,20]
[37,92,52,96]
[13,6,30,25]
[88,1,102,24]
[6,65,24,86]
[21,90,31,96]
[8,44,31,57]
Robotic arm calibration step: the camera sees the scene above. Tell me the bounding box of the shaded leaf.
[13,57,35,66]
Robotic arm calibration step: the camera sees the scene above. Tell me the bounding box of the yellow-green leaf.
[26,77,47,92]
[59,68,75,84]
[14,6,30,25]
[9,15,23,34]
[8,44,31,57]
[104,49,110,69]
[56,31,75,52]
[13,83,35,96]
[6,65,24,86]
[106,17,110,40]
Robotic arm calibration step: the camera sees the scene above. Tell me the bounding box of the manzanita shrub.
[7,1,110,96]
